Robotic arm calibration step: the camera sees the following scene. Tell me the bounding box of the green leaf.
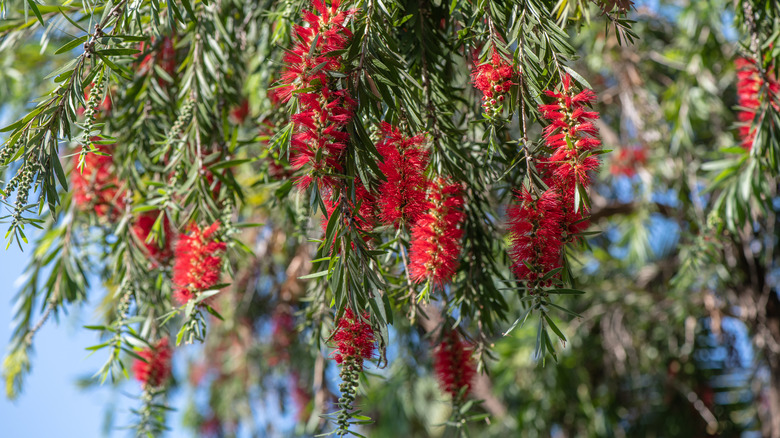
[235,222,265,228]
[204,305,224,321]
[547,302,582,318]
[96,54,131,80]
[51,157,68,191]
[194,289,224,303]
[85,342,110,351]
[175,325,186,346]
[503,305,533,336]
[180,0,196,20]
[562,66,592,89]
[55,36,88,55]
[95,48,141,56]
[26,0,45,27]
[299,270,329,280]
[59,8,88,33]
[543,313,567,343]
[547,288,585,295]
[209,158,253,170]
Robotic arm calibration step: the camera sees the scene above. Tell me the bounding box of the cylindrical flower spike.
[507,189,564,287]
[331,308,376,436]
[71,142,125,219]
[735,57,780,150]
[291,89,356,189]
[538,75,603,244]
[131,211,174,263]
[273,0,354,103]
[332,308,375,368]
[275,0,357,191]
[509,75,604,287]
[408,177,466,290]
[375,123,429,227]
[172,221,227,304]
[433,330,476,399]
[472,50,515,118]
[132,337,173,388]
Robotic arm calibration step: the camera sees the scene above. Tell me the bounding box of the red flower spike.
[276,0,358,192]
[132,337,172,388]
[321,180,376,233]
[131,211,174,262]
[229,99,250,125]
[273,0,355,103]
[735,57,780,150]
[332,308,375,369]
[433,331,476,399]
[290,89,356,189]
[507,189,564,286]
[408,177,466,289]
[509,75,605,287]
[172,221,227,305]
[610,146,647,177]
[269,309,296,366]
[472,50,515,117]
[375,123,430,227]
[537,74,603,243]
[136,37,177,82]
[71,142,125,219]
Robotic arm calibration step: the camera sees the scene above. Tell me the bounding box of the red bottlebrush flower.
[735,57,780,150]
[172,221,227,304]
[273,0,354,103]
[276,0,358,193]
[507,188,564,286]
[159,37,177,76]
[132,337,173,388]
[71,143,125,219]
[269,309,296,366]
[507,75,605,288]
[136,37,177,80]
[536,74,603,245]
[200,416,222,438]
[131,211,174,262]
[609,146,647,177]
[230,99,250,125]
[290,89,356,189]
[472,50,515,117]
[375,123,430,227]
[321,181,377,251]
[538,76,601,159]
[332,308,375,368]
[433,331,476,399]
[408,177,466,289]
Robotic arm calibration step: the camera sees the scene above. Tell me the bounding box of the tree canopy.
[1,0,779,436]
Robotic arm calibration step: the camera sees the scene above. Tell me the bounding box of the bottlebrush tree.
[2,0,780,436]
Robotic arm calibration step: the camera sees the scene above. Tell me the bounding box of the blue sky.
[0,107,189,437]
[0,235,191,437]
[0,240,115,436]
